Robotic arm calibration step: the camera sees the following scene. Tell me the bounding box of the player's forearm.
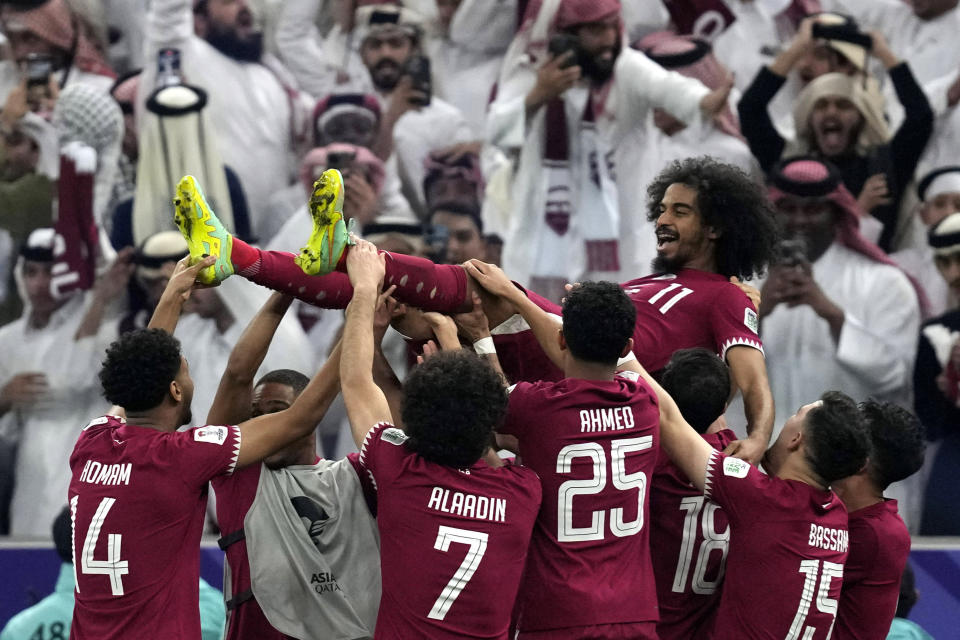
[342,286,379,389]
[514,295,563,369]
[224,293,295,384]
[742,381,775,446]
[729,349,775,445]
[147,290,187,334]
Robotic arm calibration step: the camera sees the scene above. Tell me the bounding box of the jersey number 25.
[556,436,653,542]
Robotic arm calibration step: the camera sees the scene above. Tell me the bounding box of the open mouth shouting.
[656,226,679,252]
[816,119,848,153]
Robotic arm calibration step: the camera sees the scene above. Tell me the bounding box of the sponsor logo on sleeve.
[723,457,750,478]
[381,427,408,446]
[744,308,759,334]
[194,426,229,445]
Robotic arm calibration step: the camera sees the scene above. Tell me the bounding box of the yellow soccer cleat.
[173,175,235,285]
[294,168,354,276]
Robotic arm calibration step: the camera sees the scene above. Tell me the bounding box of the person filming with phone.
[754,157,925,528]
[488,0,735,302]
[0,0,115,118]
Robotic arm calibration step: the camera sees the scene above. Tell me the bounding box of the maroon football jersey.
[704,451,849,640]
[833,500,910,640]
[650,429,736,639]
[68,415,241,639]
[212,453,374,640]
[621,269,763,373]
[357,422,541,639]
[501,372,661,633]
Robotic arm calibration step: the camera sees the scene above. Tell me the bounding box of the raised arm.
[341,239,394,448]
[147,255,216,333]
[618,359,714,491]
[464,259,565,369]
[724,346,775,465]
[233,340,342,469]
[206,292,295,426]
[371,287,405,427]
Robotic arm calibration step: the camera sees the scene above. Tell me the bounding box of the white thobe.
[0,294,115,536]
[759,243,920,438]
[274,0,375,99]
[713,0,802,139]
[143,0,312,242]
[427,0,516,137]
[386,95,474,217]
[486,47,709,289]
[175,310,314,429]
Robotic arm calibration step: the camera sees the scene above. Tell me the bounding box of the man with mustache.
[142,0,315,242]
[487,0,734,301]
[738,17,933,252]
[352,4,476,218]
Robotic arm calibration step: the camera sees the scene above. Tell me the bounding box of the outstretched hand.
[729,276,761,311]
[165,255,217,303]
[464,259,522,305]
[346,237,385,290]
[373,285,401,345]
[722,435,767,466]
[453,291,490,343]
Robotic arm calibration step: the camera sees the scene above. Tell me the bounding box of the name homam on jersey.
[77,460,132,486]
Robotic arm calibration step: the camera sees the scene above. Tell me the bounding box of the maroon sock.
[380,252,468,312]
[237,246,354,308]
[229,237,260,272]
[234,242,468,312]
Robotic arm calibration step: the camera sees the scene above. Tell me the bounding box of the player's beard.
[651,254,682,274]
[205,24,264,63]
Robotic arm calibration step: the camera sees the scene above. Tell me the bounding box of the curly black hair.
[860,400,925,490]
[804,390,870,485]
[646,156,781,280]
[662,348,730,434]
[561,281,636,365]
[401,350,508,468]
[99,329,182,412]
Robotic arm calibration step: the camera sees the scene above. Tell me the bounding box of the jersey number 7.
[427,526,488,621]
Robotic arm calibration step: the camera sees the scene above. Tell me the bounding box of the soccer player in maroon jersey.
[832,401,926,640]
[67,257,347,640]
[488,282,660,639]
[338,240,542,639]
[645,372,870,639]
[173,159,777,463]
[650,348,736,639]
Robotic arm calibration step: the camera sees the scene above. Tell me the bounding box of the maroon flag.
[51,143,98,298]
[662,0,736,40]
